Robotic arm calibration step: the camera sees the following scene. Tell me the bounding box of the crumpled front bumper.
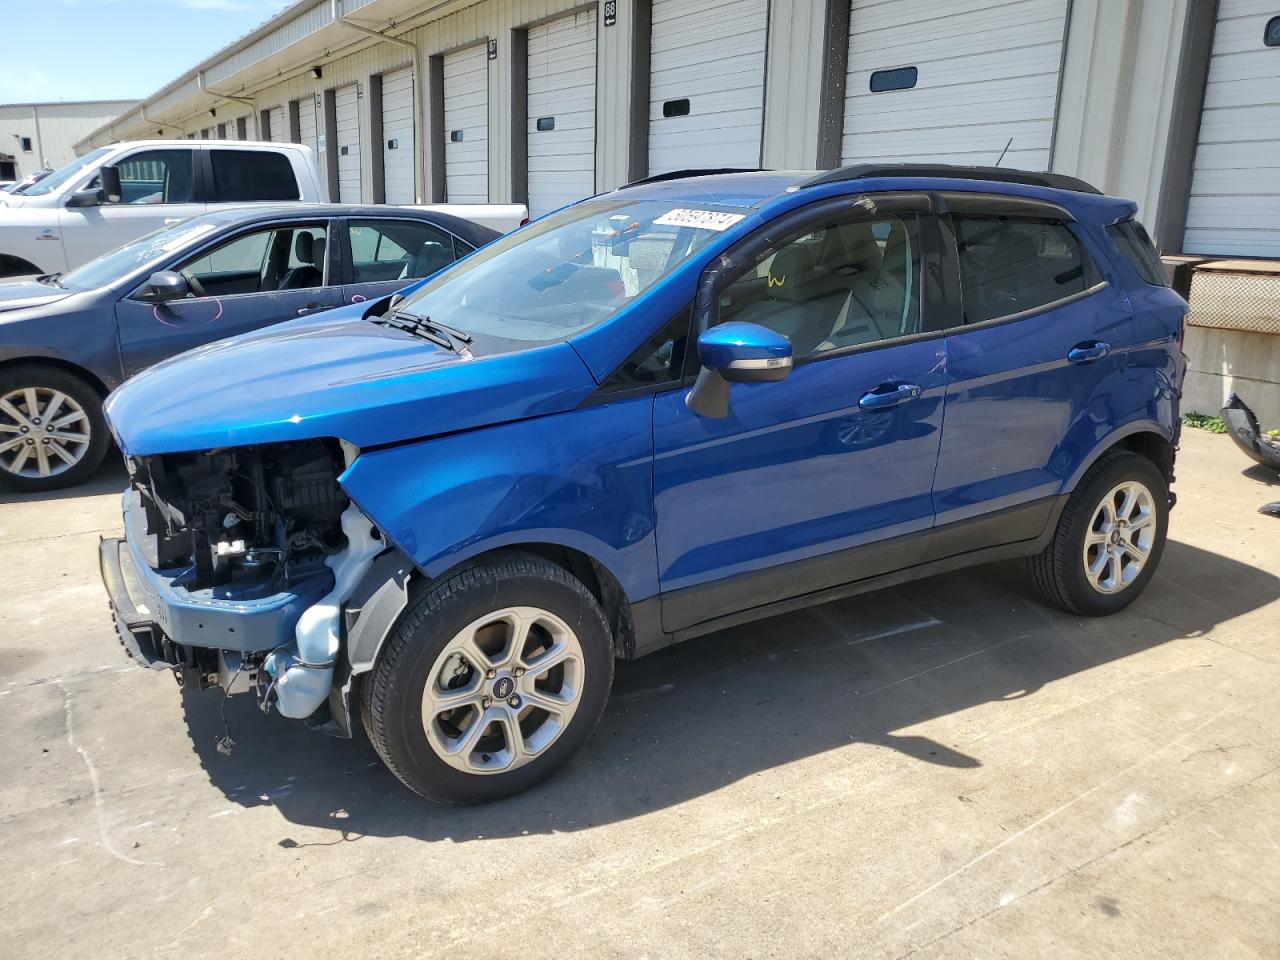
[98,490,333,669]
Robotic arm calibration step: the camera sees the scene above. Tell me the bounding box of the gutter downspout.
[198,71,259,138]
[332,0,426,203]
[30,104,45,172]
[141,104,185,139]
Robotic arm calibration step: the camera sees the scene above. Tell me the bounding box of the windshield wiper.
[36,273,65,288]
[374,311,473,356]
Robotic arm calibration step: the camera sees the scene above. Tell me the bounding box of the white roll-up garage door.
[444,44,489,203]
[297,94,327,196]
[335,83,362,203]
[842,0,1069,170]
[647,0,768,176]
[381,66,417,204]
[268,106,286,143]
[1184,0,1280,257]
[527,10,597,218]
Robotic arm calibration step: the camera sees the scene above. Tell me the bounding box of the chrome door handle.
[859,383,921,411]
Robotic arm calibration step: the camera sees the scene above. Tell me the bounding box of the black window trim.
[124,216,336,302]
[583,191,946,406]
[74,146,203,208]
[941,192,1104,329]
[699,191,944,367]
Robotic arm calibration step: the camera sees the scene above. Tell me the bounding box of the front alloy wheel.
[0,366,109,492]
[363,553,614,804]
[423,606,585,774]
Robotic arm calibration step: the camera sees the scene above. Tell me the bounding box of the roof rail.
[799,164,1103,195]
[619,168,763,189]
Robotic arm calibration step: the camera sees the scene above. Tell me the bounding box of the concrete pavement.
[1,427,1277,959]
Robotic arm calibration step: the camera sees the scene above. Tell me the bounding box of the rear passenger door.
[114,219,341,376]
[339,217,472,304]
[930,194,1134,549]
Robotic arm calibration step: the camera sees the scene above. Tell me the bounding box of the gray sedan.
[0,204,497,491]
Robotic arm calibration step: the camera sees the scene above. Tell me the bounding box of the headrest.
[294,231,315,264]
[768,244,816,299]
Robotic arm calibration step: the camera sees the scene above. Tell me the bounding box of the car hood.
[104,307,601,456]
[0,279,73,311]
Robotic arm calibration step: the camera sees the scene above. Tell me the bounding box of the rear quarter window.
[210,150,300,202]
[1106,219,1169,287]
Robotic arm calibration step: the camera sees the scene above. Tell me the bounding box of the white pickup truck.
[0,140,526,278]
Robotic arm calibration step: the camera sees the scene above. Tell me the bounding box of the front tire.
[362,553,615,804]
[1028,451,1169,616]
[0,365,109,492]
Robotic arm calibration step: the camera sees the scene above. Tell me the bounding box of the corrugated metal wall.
[77,0,1217,248]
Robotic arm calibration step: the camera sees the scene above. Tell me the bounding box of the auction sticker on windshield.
[653,209,746,231]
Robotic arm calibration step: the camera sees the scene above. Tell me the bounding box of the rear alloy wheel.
[1081,480,1157,595]
[362,553,614,804]
[1028,451,1169,616]
[0,366,109,492]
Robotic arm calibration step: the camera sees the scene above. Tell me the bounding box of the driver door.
[114,219,341,376]
[651,194,949,633]
[59,148,207,269]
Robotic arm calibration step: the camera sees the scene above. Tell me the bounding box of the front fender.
[338,395,659,604]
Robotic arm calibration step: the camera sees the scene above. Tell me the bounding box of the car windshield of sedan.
[56,218,219,291]
[391,198,747,353]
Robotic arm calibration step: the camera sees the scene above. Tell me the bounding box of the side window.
[954,216,1089,325]
[110,150,194,204]
[601,305,693,393]
[173,224,326,296]
[210,150,300,202]
[347,219,459,282]
[716,213,922,358]
[1107,219,1169,287]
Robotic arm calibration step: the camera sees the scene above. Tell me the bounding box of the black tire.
[1028,451,1169,616]
[361,553,615,805]
[0,364,110,493]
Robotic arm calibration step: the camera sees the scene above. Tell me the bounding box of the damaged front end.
[99,438,383,731]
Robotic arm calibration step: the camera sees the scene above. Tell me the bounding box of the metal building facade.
[73,0,1277,263]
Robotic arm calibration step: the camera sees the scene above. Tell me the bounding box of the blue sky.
[0,0,292,104]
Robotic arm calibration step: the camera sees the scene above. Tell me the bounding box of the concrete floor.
[1,428,1278,960]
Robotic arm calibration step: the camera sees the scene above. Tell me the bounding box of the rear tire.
[1028,451,1169,616]
[361,553,614,804]
[0,364,109,493]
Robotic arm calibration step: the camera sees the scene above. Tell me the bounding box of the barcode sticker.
[653,208,746,232]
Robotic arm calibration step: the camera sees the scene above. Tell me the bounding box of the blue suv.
[99,165,1186,803]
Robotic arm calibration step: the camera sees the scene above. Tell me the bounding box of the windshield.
[57,217,218,291]
[21,147,112,196]
[393,198,744,353]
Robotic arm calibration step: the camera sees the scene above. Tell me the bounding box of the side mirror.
[144,270,189,302]
[99,165,122,204]
[66,188,103,208]
[686,321,793,419]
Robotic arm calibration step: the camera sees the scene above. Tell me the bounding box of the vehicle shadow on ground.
[1243,463,1279,487]
[0,457,127,505]
[180,539,1278,844]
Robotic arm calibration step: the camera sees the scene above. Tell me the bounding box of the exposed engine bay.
[112,439,389,739]
[128,439,350,595]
